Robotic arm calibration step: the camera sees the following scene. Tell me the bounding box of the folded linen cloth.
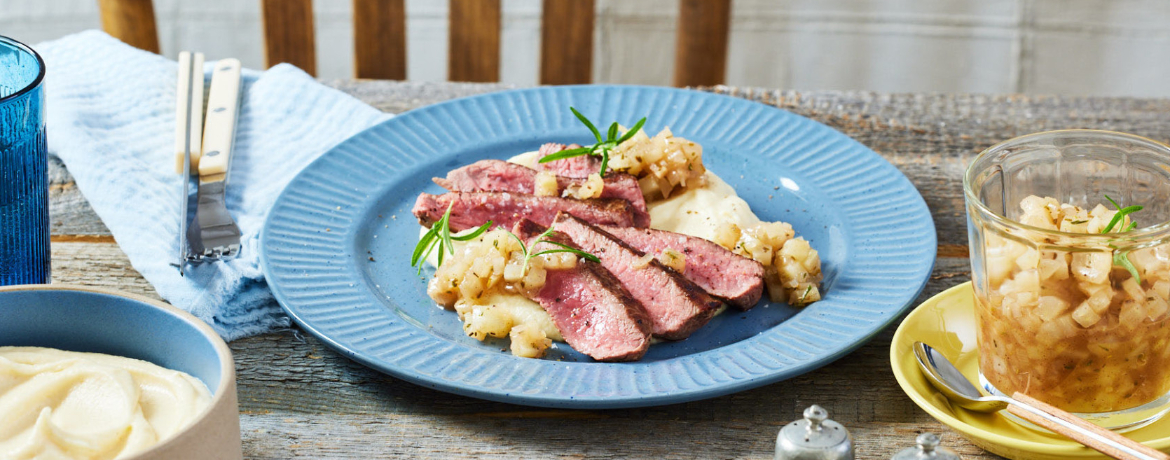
[36,31,392,340]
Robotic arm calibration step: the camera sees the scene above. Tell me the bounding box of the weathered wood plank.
[673,0,731,87]
[353,0,407,80]
[449,0,501,82]
[97,0,160,54]
[539,0,595,85]
[261,0,317,76]
[239,414,996,459]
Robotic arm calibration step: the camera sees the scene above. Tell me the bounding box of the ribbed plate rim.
[260,85,937,408]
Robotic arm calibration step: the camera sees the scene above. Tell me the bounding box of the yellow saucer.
[890,282,1170,460]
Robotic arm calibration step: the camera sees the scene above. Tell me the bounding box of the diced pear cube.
[1122,277,1146,303]
[1039,258,1069,281]
[1016,248,1041,270]
[1071,302,1102,328]
[1120,299,1147,329]
[1038,296,1070,321]
[1145,294,1169,321]
[1156,280,1170,300]
[987,254,1016,286]
[1071,252,1111,285]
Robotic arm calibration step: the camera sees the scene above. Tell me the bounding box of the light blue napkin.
[36,31,392,340]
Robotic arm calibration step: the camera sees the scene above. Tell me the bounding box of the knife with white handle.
[173,51,205,274]
[190,58,242,259]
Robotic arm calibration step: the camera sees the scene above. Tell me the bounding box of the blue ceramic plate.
[260,86,936,408]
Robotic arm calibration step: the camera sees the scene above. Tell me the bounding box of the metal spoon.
[913,341,1170,460]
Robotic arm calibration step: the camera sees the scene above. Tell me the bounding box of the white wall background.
[3,0,1170,97]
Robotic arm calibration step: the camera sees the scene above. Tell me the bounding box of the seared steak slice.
[553,213,722,340]
[412,192,637,232]
[514,219,651,362]
[601,225,766,310]
[433,159,650,227]
[534,143,600,178]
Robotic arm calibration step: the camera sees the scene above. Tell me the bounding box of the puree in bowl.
[0,346,212,460]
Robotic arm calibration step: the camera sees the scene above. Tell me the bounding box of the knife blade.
[173,51,205,274]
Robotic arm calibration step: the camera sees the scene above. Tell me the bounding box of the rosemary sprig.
[1101,195,1144,283]
[411,202,492,275]
[538,107,647,178]
[1113,250,1141,284]
[507,225,600,274]
[1101,195,1143,234]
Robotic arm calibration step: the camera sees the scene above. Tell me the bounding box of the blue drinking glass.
[0,36,48,285]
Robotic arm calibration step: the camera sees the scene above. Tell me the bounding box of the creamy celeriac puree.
[0,347,211,460]
[422,152,765,342]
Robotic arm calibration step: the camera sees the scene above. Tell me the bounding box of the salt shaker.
[775,405,854,460]
[890,433,962,460]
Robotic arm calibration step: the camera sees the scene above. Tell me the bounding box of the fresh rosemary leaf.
[534,240,601,263]
[439,209,455,259]
[537,147,591,163]
[411,202,491,274]
[607,122,619,141]
[571,107,602,143]
[507,231,529,258]
[1102,204,1142,233]
[615,118,647,145]
[1115,250,1142,284]
[411,227,438,267]
[1105,195,1123,211]
[451,221,493,241]
[598,150,611,177]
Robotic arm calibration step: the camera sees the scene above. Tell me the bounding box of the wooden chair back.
[98,0,731,86]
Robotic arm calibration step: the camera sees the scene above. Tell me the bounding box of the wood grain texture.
[449,0,501,82]
[353,0,407,80]
[48,81,1170,459]
[97,0,160,54]
[539,0,594,85]
[261,0,317,76]
[673,0,731,87]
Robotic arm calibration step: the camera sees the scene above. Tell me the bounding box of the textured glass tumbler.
[964,130,1170,430]
[0,36,48,285]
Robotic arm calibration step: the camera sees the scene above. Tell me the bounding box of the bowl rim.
[0,283,237,459]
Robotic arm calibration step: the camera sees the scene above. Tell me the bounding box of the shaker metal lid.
[779,405,850,448]
[890,433,962,460]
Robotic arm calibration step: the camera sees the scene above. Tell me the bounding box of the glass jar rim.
[962,129,1170,243]
[0,35,46,105]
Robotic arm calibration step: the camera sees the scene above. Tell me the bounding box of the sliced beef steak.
[553,213,722,340]
[412,192,637,232]
[433,159,650,227]
[534,143,600,178]
[601,225,766,310]
[513,219,651,362]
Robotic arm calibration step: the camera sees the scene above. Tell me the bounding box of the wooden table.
[48,81,1170,459]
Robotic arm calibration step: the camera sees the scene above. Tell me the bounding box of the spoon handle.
[1008,392,1169,460]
